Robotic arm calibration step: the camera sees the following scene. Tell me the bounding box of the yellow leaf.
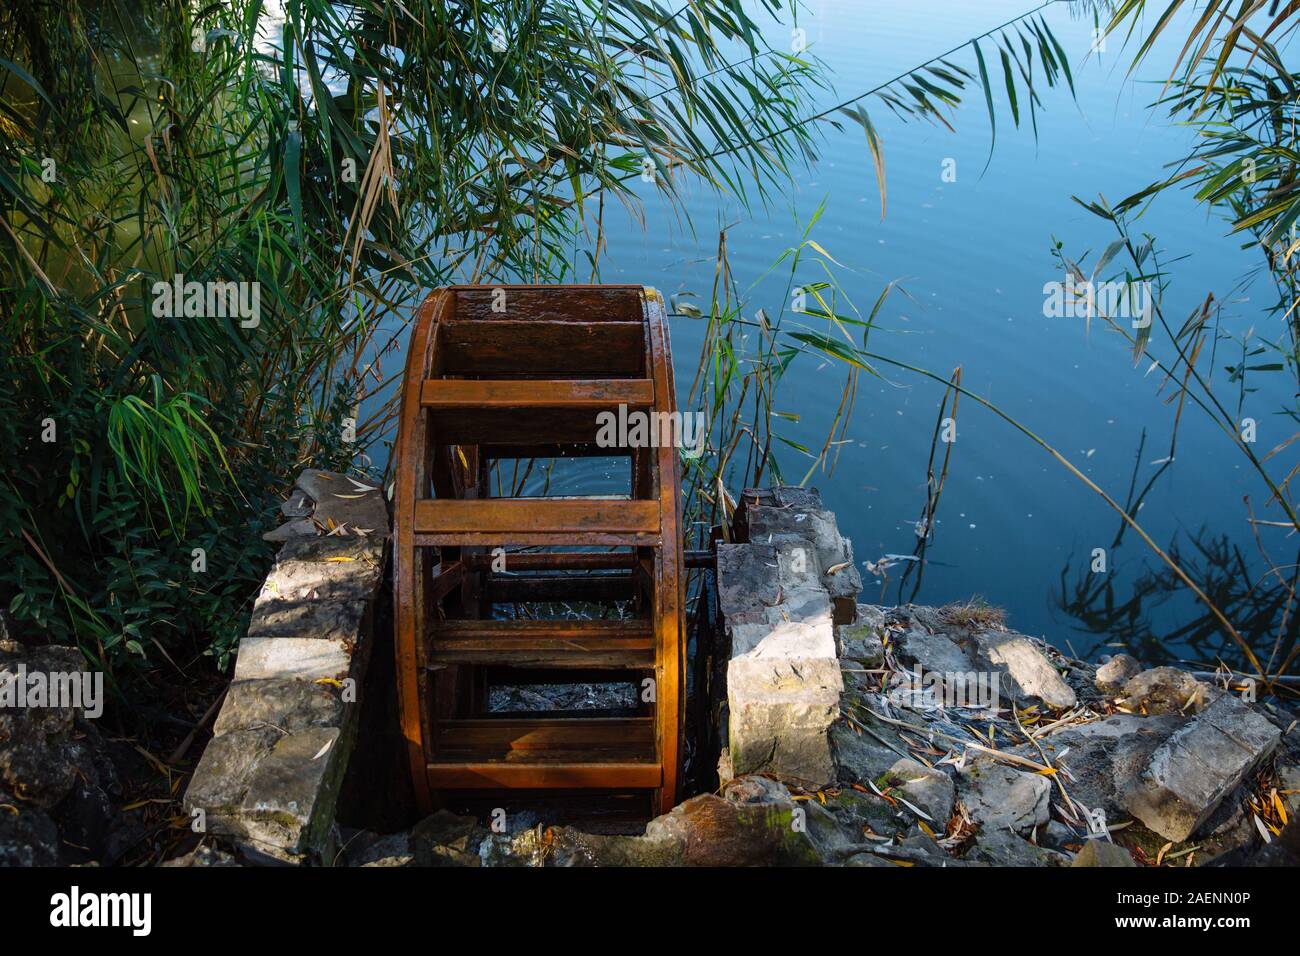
[1272,789,1288,827]
[122,799,150,811]
[457,447,469,471]
[325,556,355,563]
[315,677,345,688]
[918,820,935,837]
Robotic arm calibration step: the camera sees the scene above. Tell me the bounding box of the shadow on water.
[1052,429,1300,675]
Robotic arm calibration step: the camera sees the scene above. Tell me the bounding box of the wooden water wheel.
[392,285,684,817]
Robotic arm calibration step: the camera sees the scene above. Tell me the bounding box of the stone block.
[956,761,1052,834]
[237,726,347,860]
[213,678,347,737]
[1095,653,1142,695]
[715,543,782,623]
[1123,693,1281,842]
[971,630,1076,710]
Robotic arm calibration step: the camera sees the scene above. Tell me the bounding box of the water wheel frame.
[392,284,685,817]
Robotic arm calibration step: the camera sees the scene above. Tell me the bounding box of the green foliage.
[0,0,824,687]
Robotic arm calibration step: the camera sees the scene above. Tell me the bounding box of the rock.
[247,598,367,645]
[894,627,978,681]
[813,785,913,841]
[830,704,909,785]
[971,630,1076,710]
[238,727,347,859]
[258,535,386,604]
[837,616,885,669]
[721,774,794,806]
[1193,786,1259,862]
[1027,713,1184,819]
[281,490,314,518]
[842,832,962,867]
[956,761,1052,834]
[348,831,415,867]
[1095,654,1142,695]
[185,725,352,862]
[0,642,90,808]
[715,544,782,623]
[1118,667,1213,715]
[1279,765,1300,824]
[295,469,388,535]
[0,798,60,866]
[529,793,823,867]
[744,496,862,624]
[883,758,955,825]
[966,828,1070,867]
[1123,693,1281,842]
[1071,840,1136,867]
[262,518,316,542]
[412,811,486,867]
[213,679,346,737]
[725,586,842,787]
[161,845,241,867]
[233,636,356,683]
[0,642,122,865]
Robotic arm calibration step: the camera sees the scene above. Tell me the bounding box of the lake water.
[588,0,1296,668]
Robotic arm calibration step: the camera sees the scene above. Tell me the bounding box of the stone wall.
[711,486,862,788]
[182,469,389,864]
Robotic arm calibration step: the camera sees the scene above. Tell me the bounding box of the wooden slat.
[643,288,685,816]
[483,572,635,604]
[437,320,645,376]
[415,498,658,538]
[426,761,662,789]
[465,551,636,572]
[434,717,653,753]
[429,618,652,668]
[421,378,653,409]
[430,638,652,669]
[452,286,644,323]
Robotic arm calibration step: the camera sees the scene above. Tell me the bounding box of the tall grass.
[0,0,826,697]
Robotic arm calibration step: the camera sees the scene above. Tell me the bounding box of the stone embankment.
[319,486,1299,868]
[9,478,1289,868]
[181,469,389,864]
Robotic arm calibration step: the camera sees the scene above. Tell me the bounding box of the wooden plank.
[452,286,644,323]
[392,289,450,815]
[430,618,651,639]
[437,320,645,376]
[430,638,653,669]
[421,378,653,409]
[644,288,685,816]
[483,572,635,604]
[415,498,658,536]
[426,761,662,789]
[429,618,652,668]
[465,551,636,571]
[434,717,654,754]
